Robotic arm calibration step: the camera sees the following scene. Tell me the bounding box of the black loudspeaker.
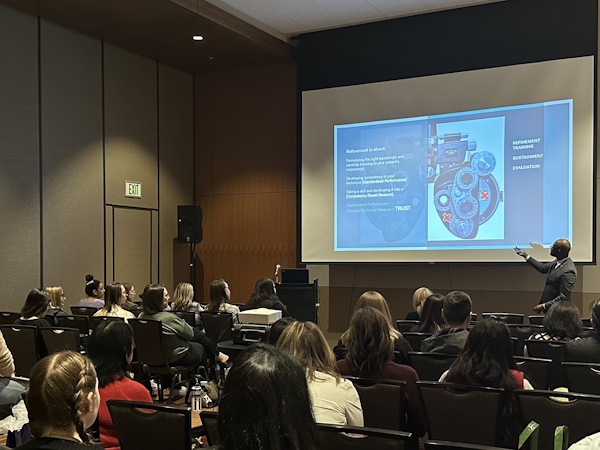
[177,205,203,244]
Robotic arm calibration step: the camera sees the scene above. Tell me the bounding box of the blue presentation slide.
[334,100,572,251]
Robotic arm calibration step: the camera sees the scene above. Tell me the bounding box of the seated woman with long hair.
[334,291,412,366]
[207,279,240,315]
[244,277,289,316]
[278,321,363,426]
[86,321,152,450]
[171,282,204,328]
[44,286,68,325]
[15,289,52,329]
[336,306,426,437]
[93,282,135,321]
[441,318,532,446]
[410,293,446,333]
[218,343,319,450]
[79,275,105,309]
[121,283,139,312]
[139,284,227,367]
[17,351,102,449]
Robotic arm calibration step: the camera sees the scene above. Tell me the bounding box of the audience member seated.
[336,306,426,437]
[421,290,472,354]
[171,282,205,328]
[207,279,240,315]
[565,298,600,363]
[410,293,446,333]
[243,277,290,317]
[278,321,363,426]
[440,318,532,447]
[334,291,413,366]
[121,283,138,312]
[404,286,433,321]
[218,343,319,450]
[0,330,26,414]
[93,282,135,322]
[139,285,227,367]
[44,286,68,325]
[87,321,152,450]
[526,301,581,355]
[17,351,102,449]
[267,317,296,345]
[15,289,52,329]
[79,274,105,309]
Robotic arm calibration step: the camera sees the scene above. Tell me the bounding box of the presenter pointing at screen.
[516,239,576,313]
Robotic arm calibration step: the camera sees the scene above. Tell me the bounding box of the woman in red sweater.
[87,320,152,450]
[336,306,426,437]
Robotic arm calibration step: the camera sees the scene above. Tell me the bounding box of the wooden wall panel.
[104,44,158,209]
[158,63,194,292]
[194,62,297,301]
[0,5,40,310]
[40,20,104,304]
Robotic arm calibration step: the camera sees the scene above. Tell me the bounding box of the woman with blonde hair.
[334,290,412,365]
[172,282,204,328]
[405,286,433,321]
[93,282,135,321]
[17,351,102,449]
[278,321,363,426]
[44,286,68,325]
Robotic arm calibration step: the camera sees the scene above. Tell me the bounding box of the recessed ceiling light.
[193,35,204,41]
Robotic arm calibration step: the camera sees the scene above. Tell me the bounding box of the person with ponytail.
[17,351,102,449]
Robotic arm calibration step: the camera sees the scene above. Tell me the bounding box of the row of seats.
[398,314,593,328]
[105,380,600,450]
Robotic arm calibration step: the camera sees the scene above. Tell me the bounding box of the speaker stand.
[188,242,196,284]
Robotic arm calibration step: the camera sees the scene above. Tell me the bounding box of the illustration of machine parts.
[365,135,427,242]
[428,124,503,239]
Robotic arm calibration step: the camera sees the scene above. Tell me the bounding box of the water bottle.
[191,382,202,412]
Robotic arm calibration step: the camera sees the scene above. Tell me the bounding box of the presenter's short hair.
[443,291,472,325]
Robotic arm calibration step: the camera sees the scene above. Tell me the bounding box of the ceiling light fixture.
[193,35,204,41]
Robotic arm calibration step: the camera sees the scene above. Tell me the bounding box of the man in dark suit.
[516,239,576,313]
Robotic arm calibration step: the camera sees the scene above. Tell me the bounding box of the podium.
[276,280,318,323]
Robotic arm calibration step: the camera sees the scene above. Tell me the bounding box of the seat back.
[409,352,457,382]
[563,362,600,395]
[528,315,544,325]
[0,312,21,325]
[107,400,191,450]
[417,381,503,446]
[402,332,432,351]
[200,410,221,446]
[40,327,80,354]
[524,339,566,388]
[581,318,592,327]
[199,311,233,344]
[516,390,600,450]
[0,324,40,377]
[56,315,91,336]
[128,319,169,367]
[514,356,551,390]
[91,315,125,330]
[70,306,99,320]
[507,324,543,356]
[396,320,418,333]
[481,313,524,325]
[424,440,511,450]
[345,376,406,431]
[170,310,195,327]
[318,424,412,450]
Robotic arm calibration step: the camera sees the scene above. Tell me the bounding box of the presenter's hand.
[533,304,545,313]
[515,247,528,258]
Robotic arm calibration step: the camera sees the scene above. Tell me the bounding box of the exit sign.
[125,181,142,198]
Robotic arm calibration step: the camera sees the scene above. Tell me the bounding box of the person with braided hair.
[17,351,102,449]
